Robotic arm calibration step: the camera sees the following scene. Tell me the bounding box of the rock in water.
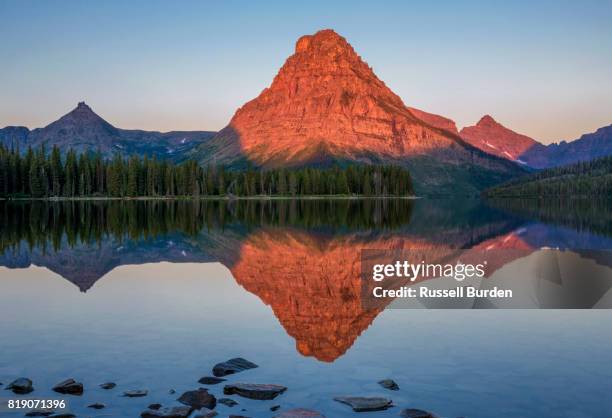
[219,397,239,406]
[148,403,162,410]
[334,396,393,412]
[52,379,84,395]
[99,382,116,389]
[177,388,217,409]
[273,408,326,417]
[87,403,105,409]
[123,389,148,397]
[223,383,287,400]
[5,377,33,394]
[141,406,193,418]
[400,409,439,418]
[198,376,226,385]
[212,357,258,377]
[25,409,54,417]
[192,408,218,418]
[378,379,399,391]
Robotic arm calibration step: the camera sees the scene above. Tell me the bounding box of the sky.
[0,0,610,144]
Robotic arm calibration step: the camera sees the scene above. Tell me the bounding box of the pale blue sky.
[1,0,610,143]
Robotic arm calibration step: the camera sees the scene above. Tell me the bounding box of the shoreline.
[0,195,421,202]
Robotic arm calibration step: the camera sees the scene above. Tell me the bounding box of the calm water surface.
[1,199,611,417]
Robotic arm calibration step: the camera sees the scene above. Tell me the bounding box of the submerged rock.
[169,389,176,394]
[177,388,217,409]
[400,409,439,418]
[273,408,326,417]
[87,403,105,409]
[270,405,281,411]
[123,389,148,397]
[334,396,393,412]
[5,377,33,394]
[52,379,83,395]
[219,397,239,407]
[99,382,116,390]
[224,383,287,400]
[148,403,163,410]
[192,408,218,418]
[378,379,399,391]
[198,376,226,385]
[25,409,54,417]
[141,406,193,418]
[213,357,258,377]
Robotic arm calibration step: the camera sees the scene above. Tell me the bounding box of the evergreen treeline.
[0,145,413,198]
[484,155,612,198]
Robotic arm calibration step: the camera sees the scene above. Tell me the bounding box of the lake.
[1,198,611,417]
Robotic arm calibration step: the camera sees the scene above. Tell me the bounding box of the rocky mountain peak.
[476,114,498,127]
[294,29,354,54]
[61,101,106,123]
[460,115,541,163]
[266,28,388,99]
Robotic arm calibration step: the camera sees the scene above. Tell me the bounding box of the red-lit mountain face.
[194,29,523,195]
[459,115,545,166]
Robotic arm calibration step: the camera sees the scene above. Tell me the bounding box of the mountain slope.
[0,126,30,149]
[407,107,458,134]
[460,116,612,169]
[460,115,545,165]
[27,101,122,153]
[0,102,216,159]
[193,29,524,195]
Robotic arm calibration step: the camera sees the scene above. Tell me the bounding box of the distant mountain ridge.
[458,115,612,169]
[528,124,612,169]
[0,102,216,160]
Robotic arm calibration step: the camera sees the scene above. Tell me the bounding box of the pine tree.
[127,155,139,197]
[50,146,63,196]
[64,150,77,197]
[29,157,43,197]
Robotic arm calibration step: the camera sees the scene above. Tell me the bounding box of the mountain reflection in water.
[0,198,611,362]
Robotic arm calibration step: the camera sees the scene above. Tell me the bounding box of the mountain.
[0,102,216,159]
[526,124,612,169]
[193,29,524,195]
[460,116,612,169]
[459,115,545,165]
[407,107,459,134]
[0,126,29,148]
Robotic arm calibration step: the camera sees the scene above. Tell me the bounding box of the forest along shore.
[0,145,415,199]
